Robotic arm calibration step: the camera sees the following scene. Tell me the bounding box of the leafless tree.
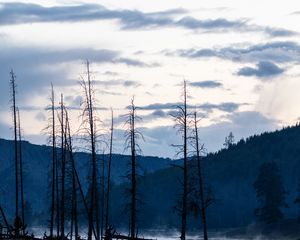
[44,84,59,238]
[79,60,101,240]
[124,98,144,239]
[171,80,189,240]
[105,109,114,232]
[191,111,208,240]
[64,108,79,240]
[10,70,19,229]
[17,108,25,235]
[9,70,25,235]
[57,93,67,238]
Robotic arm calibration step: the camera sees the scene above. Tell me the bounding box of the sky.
[1,0,300,158]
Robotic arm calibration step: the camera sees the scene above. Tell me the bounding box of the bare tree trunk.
[49,84,56,238]
[17,108,25,234]
[105,110,114,231]
[193,112,208,240]
[95,175,100,240]
[80,60,98,240]
[60,94,66,238]
[10,70,19,230]
[65,109,79,240]
[180,81,188,240]
[129,100,137,239]
[100,152,105,240]
[55,136,60,238]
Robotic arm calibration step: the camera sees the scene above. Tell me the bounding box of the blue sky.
[0,0,299,158]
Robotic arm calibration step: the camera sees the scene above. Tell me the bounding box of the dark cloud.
[138,111,278,157]
[35,111,46,122]
[264,27,296,37]
[188,80,223,88]
[114,58,159,67]
[174,41,300,64]
[0,45,155,110]
[0,2,295,37]
[138,101,243,113]
[102,71,119,76]
[176,17,247,30]
[237,61,284,78]
[94,79,140,87]
[0,2,178,28]
[200,102,242,113]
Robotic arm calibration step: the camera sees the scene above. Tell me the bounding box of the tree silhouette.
[253,161,287,224]
[10,70,26,236]
[105,109,114,232]
[45,83,59,238]
[124,98,143,239]
[17,108,25,235]
[191,111,208,240]
[79,60,100,240]
[171,80,189,240]
[223,132,235,149]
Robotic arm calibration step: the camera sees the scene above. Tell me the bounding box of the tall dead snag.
[10,70,19,227]
[105,109,114,232]
[10,70,24,235]
[45,84,60,237]
[172,80,189,240]
[125,98,143,239]
[46,84,58,238]
[17,108,25,235]
[100,151,105,240]
[64,108,79,240]
[59,93,66,238]
[80,60,99,240]
[192,112,208,240]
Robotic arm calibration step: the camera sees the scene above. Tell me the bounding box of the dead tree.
[65,108,79,240]
[192,112,208,240]
[79,60,99,240]
[45,85,60,237]
[17,108,25,234]
[9,70,25,235]
[172,80,189,240]
[59,94,66,238]
[46,84,58,238]
[100,151,105,240]
[10,70,19,229]
[105,109,114,231]
[124,98,143,239]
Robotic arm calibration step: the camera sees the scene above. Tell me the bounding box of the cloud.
[114,58,159,67]
[35,111,46,122]
[94,79,140,88]
[0,2,295,37]
[264,27,296,37]
[188,80,223,88]
[0,3,180,28]
[237,61,284,78]
[176,16,247,30]
[138,101,243,113]
[173,41,300,64]
[0,45,155,108]
[137,111,278,157]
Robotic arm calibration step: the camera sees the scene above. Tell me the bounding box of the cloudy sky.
[1,0,300,158]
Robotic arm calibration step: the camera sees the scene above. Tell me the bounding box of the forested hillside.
[1,124,300,230]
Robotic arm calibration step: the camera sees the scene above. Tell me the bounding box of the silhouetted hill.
[109,124,300,230]
[1,124,300,231]
[0,138,172,223]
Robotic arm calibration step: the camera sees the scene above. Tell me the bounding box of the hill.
[1,124,300,232]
